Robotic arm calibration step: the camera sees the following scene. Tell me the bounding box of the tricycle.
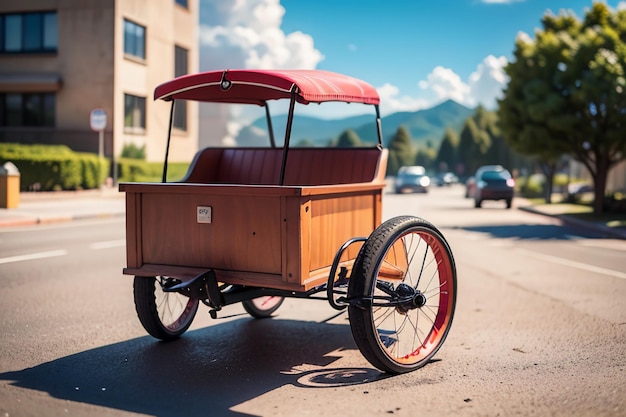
[120,69,457,374]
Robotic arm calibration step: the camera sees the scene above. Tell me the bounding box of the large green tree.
[498,3,626,213]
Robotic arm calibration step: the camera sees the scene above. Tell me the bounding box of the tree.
[498,3,626,213]
[436,128,458,173]
[415,146,436,170]
[336,129,361,147]
[386,126,415,175]
[457,116,491,177]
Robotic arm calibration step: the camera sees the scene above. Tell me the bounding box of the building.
[0,0,199,169]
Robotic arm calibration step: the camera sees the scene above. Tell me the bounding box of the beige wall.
[114,0,198,163]
[0,0,198,164]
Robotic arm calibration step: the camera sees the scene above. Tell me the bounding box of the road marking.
[519,249,626,280]
[0,250,68,265]
[576,240,626,251]
[89,239,126,250]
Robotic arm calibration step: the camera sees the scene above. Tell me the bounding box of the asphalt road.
[0,185,624,417]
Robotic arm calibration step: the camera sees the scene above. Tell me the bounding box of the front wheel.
[133,276,199,341]
[348,216,457,374]
[242,296,284,318]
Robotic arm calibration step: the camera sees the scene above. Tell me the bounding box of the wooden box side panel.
[307,189,383,274]
[140,193,283,274]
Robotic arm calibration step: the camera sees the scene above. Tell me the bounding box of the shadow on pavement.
[456,223,605,240]
[0,318,388,417]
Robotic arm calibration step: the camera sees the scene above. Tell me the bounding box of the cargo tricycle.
[120,69,457,374]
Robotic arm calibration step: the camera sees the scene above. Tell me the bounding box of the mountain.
[236,99,474,147]
[386,99,474,145]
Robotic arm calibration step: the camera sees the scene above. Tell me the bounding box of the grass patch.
[565,211,626,229]
[527,196,626,232]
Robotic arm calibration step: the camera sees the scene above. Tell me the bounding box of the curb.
[519,205,626,240]
[0,212,125,228]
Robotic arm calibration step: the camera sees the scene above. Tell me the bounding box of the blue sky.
[198,0,625,120]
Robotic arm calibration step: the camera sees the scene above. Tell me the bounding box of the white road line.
[576,240,626,251]
[519,249,626,280]
[0,250,68,265]
[89,240,126,250]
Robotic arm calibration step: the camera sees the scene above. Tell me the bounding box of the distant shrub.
[118,158,189,183]
[121,143,146,160]
[517,174,544,198]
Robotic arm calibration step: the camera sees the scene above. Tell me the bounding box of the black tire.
[133,276,199,341]
[348,216,457,374]
[242,296,284,318]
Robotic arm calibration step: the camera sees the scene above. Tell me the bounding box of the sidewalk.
[0,189,625,239]
[0,187,125,228]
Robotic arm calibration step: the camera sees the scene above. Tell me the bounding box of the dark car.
[395,166,431,193]
[473,165,515,208]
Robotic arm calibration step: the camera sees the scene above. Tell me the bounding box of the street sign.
[90,108,107,131]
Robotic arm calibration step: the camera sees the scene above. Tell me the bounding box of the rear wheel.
[348,216,457,374]
[242,296,284,318]
[133,276,199,340]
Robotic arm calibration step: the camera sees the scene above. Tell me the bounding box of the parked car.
[473,165,515,208]
[395,166,431,193]
[433,172,459,187]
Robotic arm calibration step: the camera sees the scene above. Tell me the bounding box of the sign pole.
[90,108,107,190]
[99,130,104,161]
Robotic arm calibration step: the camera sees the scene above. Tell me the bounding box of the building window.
[175,0,189,8]
[0,11,57,53]
[173,45,188,130]
[0,93,55,127]
[124,94,146,131]
[123,19,145,60]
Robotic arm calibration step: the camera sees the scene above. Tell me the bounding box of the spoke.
[402,311,422,356]
[423,279,446,297]
[402,233,422,286]
[419,304,438,326]
[402,232,430,290]
[373,305,396,326]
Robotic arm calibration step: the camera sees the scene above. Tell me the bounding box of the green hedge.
[0,143,109,191]
[117,158,190,183]
[0,143,191,190]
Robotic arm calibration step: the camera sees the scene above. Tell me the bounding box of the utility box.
[0,162,20,209]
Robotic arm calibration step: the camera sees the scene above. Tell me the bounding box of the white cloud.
[198,0,324,145]
[468,55,509,108]
[418,66,472,105]
[198,0,323,71]
[414,55,509,111]
[618,1,626,10]
[377,83,430,116]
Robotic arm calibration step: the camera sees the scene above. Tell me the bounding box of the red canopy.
[153,69,380,105]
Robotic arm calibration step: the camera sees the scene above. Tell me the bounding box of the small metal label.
[197,206,212,223]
